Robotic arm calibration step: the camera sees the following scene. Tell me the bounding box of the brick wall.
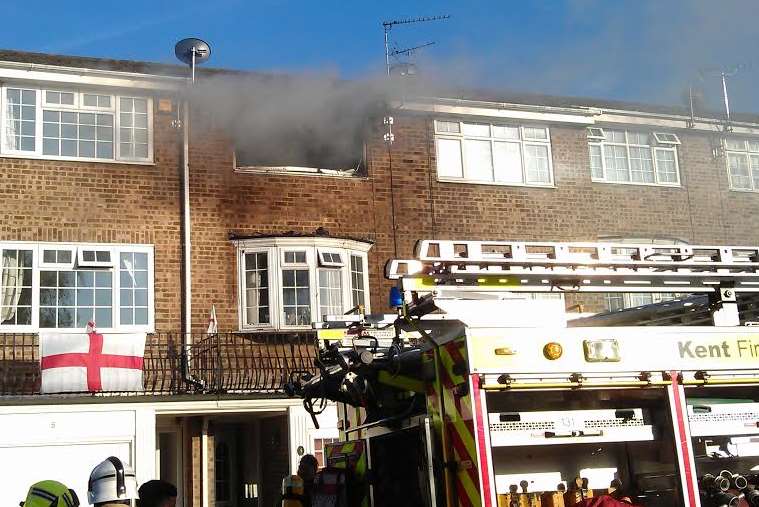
[1,97,757,330]
[187,113,759,326]
[0,99,183,331]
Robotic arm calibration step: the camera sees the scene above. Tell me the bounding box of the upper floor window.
[434,120,553,186]
[724,137,759,191]
[589,128,680,186]
[2,85,152,163]
[237,238,371,331]
[0,242,154,332]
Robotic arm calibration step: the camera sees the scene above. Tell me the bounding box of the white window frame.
[236,238,371,331]
[77,247,116,268]
[586,127,605,141]
[1,86,41,156]
[43,89,79,109]
[653,132,681,145]
[589,128,681,187]
[0,83,153,164]
[240,248,275,329]
[0,241,154,333]
[39,246,77,269]
[317,249,345,268]
[80,92,115,111]
[724,137,759,192]
[434,119,554,187]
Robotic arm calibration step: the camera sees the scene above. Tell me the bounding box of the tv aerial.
[699,62,750,131]
[382,15,450,76]
[174,38,211,83]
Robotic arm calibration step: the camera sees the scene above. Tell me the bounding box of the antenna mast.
[382,15,450,76]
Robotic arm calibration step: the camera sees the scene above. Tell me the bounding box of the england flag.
[39,331,146,393]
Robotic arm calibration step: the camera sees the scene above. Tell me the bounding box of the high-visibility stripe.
[670,372,699,507]
[471,374,494,507]
[377,370,425,393]
[436,336,482,507]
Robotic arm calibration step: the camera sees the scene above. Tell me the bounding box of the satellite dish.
[174,38,211,66]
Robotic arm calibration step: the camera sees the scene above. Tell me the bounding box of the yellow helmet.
[21,480,80,507]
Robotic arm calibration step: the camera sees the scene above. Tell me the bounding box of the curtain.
[1,253,22,322]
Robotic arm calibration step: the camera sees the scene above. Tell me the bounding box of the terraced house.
[0,49,758,507]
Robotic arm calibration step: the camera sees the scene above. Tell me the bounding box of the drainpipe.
[201,417,209,507]
[178,97,204,391]
[181,99,192,342]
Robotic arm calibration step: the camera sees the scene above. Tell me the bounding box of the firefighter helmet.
[87,456,138,505]
[20,480,80,507]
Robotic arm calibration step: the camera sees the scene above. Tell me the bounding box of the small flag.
[207,304,218,335]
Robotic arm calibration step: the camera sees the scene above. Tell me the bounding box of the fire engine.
[287,239,759,507]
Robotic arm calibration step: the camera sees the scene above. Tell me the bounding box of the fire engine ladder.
[385,240,759,326]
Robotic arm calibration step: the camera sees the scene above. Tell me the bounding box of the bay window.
[434,119,553,186]
[237,238,371,330]
[589,128,680,186]
[2,85,152,163]
[0,242,154,332]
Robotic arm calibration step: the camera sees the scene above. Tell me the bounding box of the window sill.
[235,165,365,179]
[728,187,759,193]
[590,178,681,189]
[436,177,555,189]
[0,152,155,166]
[0,326,155,334]
[235,326,315,334]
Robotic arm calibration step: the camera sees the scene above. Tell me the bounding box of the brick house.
[0,49,758,506]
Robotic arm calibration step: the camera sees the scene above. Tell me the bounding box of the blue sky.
[3,0,759,112]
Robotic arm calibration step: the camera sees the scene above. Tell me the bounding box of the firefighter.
[87,457,139,506]
[137,480,177,507]
[20,480,80,507]
[281,454,319,507]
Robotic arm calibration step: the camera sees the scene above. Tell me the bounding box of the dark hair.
[138,480,177,507]
[299,454,319,469]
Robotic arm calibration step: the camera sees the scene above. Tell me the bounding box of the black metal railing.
[0,331,318,396]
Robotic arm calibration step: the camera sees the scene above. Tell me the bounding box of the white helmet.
[87,456,138,505]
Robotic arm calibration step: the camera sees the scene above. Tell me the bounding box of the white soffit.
[0,60,185,91]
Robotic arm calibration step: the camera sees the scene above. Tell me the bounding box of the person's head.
[297,454,319,482]
[20,480,80,507]
[88,457,138,506]
[137,480,177,507]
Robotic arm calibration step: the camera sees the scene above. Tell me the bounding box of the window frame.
[0,83,153,164]
[77,247,116,268]
[236,238,371,331]
[434,119,554,188]
[586,127,606,141]
[240,248,275,329]
[724,137,759,192]
[652,132,681,145]
[0,241,154,333]
[589,128,681,187]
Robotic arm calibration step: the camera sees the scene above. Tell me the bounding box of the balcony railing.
[0,332,318,396]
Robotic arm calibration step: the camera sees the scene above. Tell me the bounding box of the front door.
[215,429,238,507]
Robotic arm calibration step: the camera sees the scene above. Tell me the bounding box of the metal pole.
[191,49,196,83]
[721,72,731,126]
[384,26,391,76]
[688,85,695,128]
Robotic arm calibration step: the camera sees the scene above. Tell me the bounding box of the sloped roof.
[0,48,757,123]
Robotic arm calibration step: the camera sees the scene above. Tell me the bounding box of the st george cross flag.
[39,331,146,393]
